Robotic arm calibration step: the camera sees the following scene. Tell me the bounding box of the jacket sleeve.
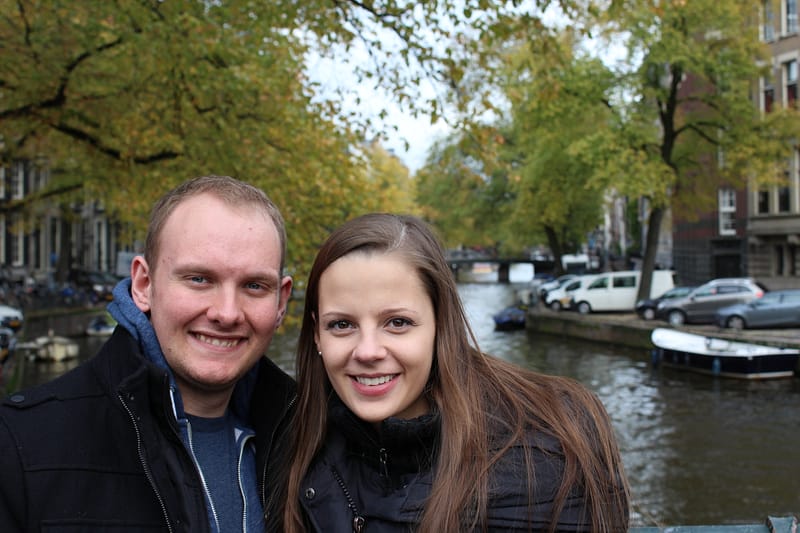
[0,413,26,531]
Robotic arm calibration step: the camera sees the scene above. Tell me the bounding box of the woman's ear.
[312,312,320,349]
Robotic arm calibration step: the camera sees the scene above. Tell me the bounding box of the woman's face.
[315,251,435,424]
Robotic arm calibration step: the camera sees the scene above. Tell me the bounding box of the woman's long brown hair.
[276,213,629,532]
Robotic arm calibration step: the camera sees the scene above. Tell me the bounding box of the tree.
[0,1,364,275]
[362,140,418,215]
[589,0,800,299]
[500,32,616,274]
[0,0,596,280]
[414,130,514,252]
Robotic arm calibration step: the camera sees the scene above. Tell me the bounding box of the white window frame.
[763,0,776,41]
[718,188,736,236]
[784,59,798,107]
[787,0,799,34]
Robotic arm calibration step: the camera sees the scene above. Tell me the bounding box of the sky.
[305,50,451,174]
[304,6,628,175]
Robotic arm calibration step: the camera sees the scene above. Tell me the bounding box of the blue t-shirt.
[187,411,263,532]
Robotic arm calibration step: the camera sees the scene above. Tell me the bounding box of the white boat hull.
[34,336,80,362]
[651,328,800,379]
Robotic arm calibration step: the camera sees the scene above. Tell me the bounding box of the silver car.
[656,277,766,326]
[715,289,800,329]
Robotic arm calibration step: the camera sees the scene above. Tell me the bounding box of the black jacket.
[0,328,296,532]
[299,399,596,532]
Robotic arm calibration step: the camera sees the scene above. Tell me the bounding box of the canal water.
[13,280,800,528]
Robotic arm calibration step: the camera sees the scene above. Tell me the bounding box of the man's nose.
[207,287,244,325]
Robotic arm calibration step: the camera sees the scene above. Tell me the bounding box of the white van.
[570,270,676,314]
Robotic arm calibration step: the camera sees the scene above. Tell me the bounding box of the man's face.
[131,193,292,416]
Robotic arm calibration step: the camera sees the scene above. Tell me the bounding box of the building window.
[10,162,24,200]
[764,84,775,112]
[785,60,798,107]
[764,1,776,40]
[9,214,22,266]
[779,184,791,212]
[789,0,799,33]
[718,189,736,235]
[758,189,770,213]
[776,245,785,275]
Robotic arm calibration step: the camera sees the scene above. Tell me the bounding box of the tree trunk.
[544,225,565,276]
[637,205,665,301]
[55,218,72,284]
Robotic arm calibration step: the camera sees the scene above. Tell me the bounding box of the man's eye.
[190,276,207,284]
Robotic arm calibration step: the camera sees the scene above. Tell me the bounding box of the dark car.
[656,277,767,326]
[68,269,119,302]
[715,289,800,329]
[635,286,695,320]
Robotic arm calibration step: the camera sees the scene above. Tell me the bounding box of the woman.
[273,213,629,532]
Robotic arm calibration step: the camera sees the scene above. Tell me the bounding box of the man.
[0,176,296,532]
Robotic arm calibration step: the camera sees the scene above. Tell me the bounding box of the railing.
[629,515,797,532]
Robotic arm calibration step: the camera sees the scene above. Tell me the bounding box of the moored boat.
[651,327,800,380]
[85,314,117,337]
[17,331,80,362]
[492,305,527,331]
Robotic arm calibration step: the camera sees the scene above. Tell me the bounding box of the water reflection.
[13,281,800,527]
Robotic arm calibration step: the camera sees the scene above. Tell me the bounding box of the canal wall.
[21,306,108,340]
[525,307,800,352]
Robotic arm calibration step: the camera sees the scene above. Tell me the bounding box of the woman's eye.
[388,318,412,329]
[327,320,352,331]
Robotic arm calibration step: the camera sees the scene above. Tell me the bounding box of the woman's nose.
[351,330,387,362]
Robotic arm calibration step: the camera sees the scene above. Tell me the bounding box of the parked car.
[545,275,599,311]
[517,272,556,305]
[0,304,24,332]
[635,286,696,320]
[656,277,767,326]
[68,269,119,302]
[537,274,579,300]
[714,289,800,330]
[570,270,676,314]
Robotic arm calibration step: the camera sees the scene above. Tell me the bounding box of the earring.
[317,350,322,357]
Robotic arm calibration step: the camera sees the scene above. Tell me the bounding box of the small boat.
[17,331,80,362]
[492,305,527,331]
[651,327,800,380]
[85,314,117,336]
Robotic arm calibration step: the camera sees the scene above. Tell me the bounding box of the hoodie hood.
[107,278,185,415]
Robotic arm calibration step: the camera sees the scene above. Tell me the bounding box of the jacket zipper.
[331,466,366,533]
[119,392,174,533]
[238,433,254,532]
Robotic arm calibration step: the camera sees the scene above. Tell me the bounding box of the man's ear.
[275,276,293,329]
[130,256,152,313]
